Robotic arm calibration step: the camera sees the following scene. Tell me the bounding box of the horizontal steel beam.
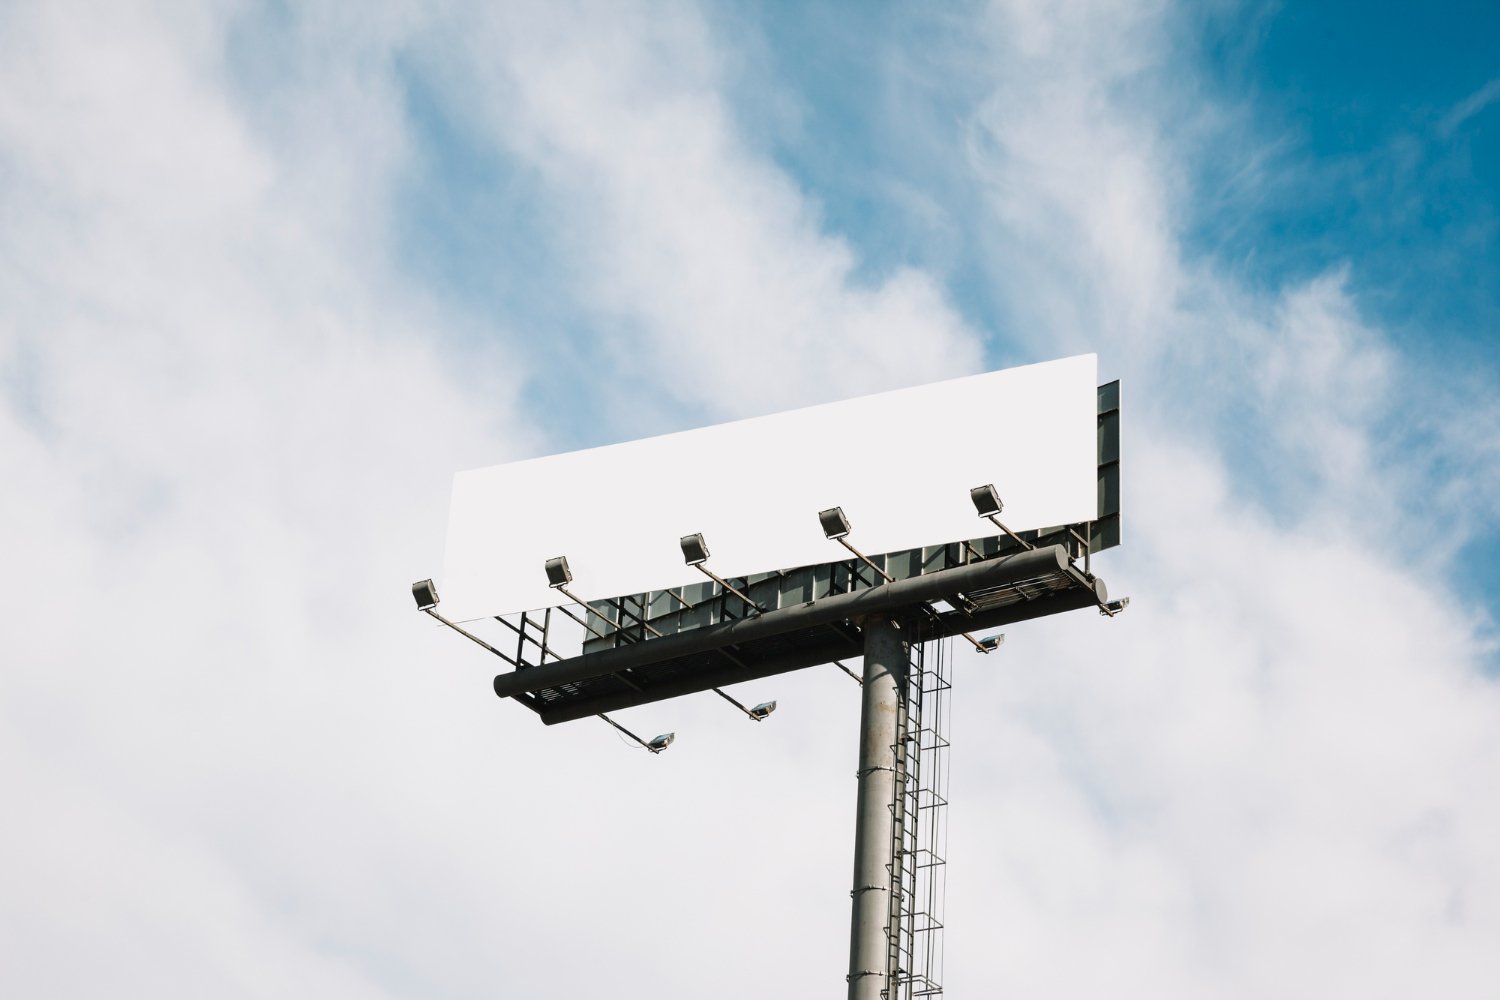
[494,545,1075,702]
[534,581,1105,724]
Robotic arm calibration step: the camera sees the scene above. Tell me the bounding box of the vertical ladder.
[886,636,951,999]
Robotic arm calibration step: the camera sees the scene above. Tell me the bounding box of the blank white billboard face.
[441,354,1098,620]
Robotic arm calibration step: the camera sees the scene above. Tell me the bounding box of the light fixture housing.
[544,556,573,589]
[818,506,851,540]
[970,484,1004,518]
[412,578,440,610]
[647,732,676,752]
[679,532,710,566]
[976,633,1006,653]
[1102,597,1130,616]
[748,700,777,721]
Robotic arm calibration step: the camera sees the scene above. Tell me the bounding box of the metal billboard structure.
[414,355,1124,999]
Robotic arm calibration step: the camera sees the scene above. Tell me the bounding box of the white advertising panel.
[441,354,1098,621]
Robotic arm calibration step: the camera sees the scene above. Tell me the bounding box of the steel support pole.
[848,616,906,999]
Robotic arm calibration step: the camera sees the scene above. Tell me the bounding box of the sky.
[2,1,1498,997]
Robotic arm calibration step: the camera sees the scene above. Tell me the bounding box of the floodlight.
[544,556,573,588]
[598,713,680,753]
[411,579,532,670]
[968,485,1035,552]
[544,558,652,643]
[818,506,851,540]
[411,578,439,610]
[976,633,1006,653]
[1101,597,1130,616]
[712,686,779,720]
[680,531,763,613]
[970,484,1004,518]
[679,533,710,566]
[819,506,893,584]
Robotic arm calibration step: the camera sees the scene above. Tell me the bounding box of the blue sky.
[1197,2,1498,353]
[379,0,1500,591]
[385,1,1498,425]
[3,2,1499,997]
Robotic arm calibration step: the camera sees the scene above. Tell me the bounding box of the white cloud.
[948,437,1500,996]
[1439,77,1500,137]
[0,3,970,996]
[414,1,985,421]
[0,3,536,995]
[936,1,1500,994]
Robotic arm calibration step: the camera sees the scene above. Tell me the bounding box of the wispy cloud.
[936,1,1500,993]
[1,2,1497,998]
[0,4,539,994]
[403,2,985,425]
[1439,77,1500,137]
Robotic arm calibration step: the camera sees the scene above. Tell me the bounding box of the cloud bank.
[1,1,1496,997]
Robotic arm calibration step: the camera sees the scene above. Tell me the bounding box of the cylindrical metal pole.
[848,616,906,1000]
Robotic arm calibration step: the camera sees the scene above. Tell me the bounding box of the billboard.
[441,354,1099,622]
